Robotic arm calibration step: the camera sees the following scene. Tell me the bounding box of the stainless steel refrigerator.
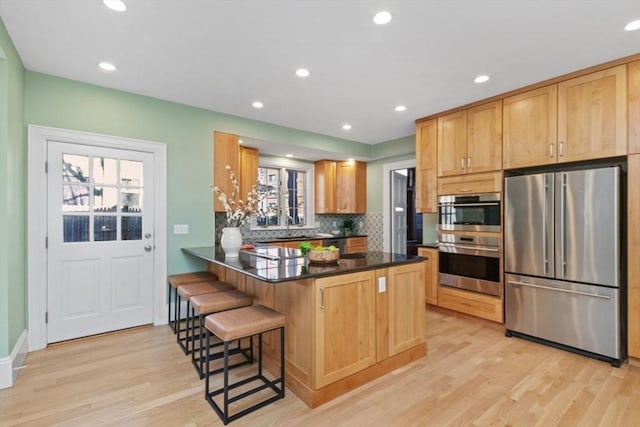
[504,166,623,365]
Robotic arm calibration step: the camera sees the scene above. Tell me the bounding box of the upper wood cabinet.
[315,160,367,214]
[314,271,376,388]
[239,146,259,203]
[628,154,640,357]
[503,85,558,169]
[629,61,640,154]
[415,119,437,213]
[557,65,627,162]
[437,100,502,177]
[213,131,259,212]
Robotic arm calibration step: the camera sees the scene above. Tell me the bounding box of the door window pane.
[122,216,142,240]
[93,187,118,212]
[94,216,117,241]
[62,154,90,183]
[63,185,90,212]
[92,157,117,185]
[63,215,89,242]
[121,188,142,213]
[121,160,143,186]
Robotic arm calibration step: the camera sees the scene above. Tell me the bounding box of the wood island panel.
[388,262,425,356]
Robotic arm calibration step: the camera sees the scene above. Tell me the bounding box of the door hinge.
[45,161,48,173]
[45,236,48,248]
[45,312,48,324]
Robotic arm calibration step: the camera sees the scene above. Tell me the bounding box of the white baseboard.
[0,330,28,389]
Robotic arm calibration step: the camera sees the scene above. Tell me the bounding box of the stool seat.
[168,271,218,288]
[191,290,253,315]
[204,304,285,424]
[178,281,231,300]
[205,305,285,342]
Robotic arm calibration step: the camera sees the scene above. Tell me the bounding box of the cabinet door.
[213,131,240,212]
[388,263,425,356]
[346,237,367,254]
[503,85,558,169]
[558,65,627,162]
[314,271,376,388]
[415,119,438,213]
[629,61,640,154]
[628,155,640,357]
[437,111,468,177]
[239,146,259,205]
[418,247,438,305]
[466,100,503,173]
[336,161,366,213]
[314,160,337,213]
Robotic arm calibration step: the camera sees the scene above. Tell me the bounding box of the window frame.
[250,156,315,231]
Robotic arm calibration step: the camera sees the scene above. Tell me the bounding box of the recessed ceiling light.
[373,11,392,25]
[103,0,127,12]
[347,158,355,162]
[625,19,640,31]
[296,68,310,77]
[98,62,116,71]
[395,105,407,112]
[285,154,294,158]
[342,123,352,130]
[474,74,490,84]
[252,101,264,109]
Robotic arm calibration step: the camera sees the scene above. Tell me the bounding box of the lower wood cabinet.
[387,262,425,356]
[418,247,438,305]
[314,270,377,388]
[346,236,367,253]
[438,286,503,323]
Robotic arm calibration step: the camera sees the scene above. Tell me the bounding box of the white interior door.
[46,141,155,343]
[391,169,408,254]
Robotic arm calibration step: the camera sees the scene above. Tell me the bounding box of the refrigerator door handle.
[557,172,567,278]
[507,280,611,300]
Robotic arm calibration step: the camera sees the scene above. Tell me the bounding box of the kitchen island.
[182,245,426,408]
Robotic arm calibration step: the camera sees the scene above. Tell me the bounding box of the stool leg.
[205,330,211,396]
[258,333,263,376]
[223,341,230,424]
[173,287,179,333]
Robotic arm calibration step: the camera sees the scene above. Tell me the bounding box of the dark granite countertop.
[256,234,367,243]
[417,242,439,249]
[182,245,422,283]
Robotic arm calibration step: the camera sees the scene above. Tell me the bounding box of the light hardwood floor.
[2,306,640,427]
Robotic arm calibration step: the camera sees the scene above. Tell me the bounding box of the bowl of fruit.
[299,242,340,264]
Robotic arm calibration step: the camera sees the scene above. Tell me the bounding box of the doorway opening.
[382,159,422,254]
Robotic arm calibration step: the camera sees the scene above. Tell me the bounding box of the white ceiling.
[1,0,639,146]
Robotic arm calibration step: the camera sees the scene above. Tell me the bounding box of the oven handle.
[439,202,500,207]
[507,280,610,300]
[440,244,499,252]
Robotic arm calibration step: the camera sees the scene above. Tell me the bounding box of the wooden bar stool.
[167,271,218,334]
[177,280,231,354]
[204,305,285,425]
[190,290,254,379]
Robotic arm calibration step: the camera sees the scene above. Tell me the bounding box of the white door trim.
[382,159,416,253]
[28,125,168,351]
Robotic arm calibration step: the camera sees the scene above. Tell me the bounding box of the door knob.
[144,244,152,252]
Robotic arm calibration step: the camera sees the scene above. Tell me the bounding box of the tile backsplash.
[214,213,383,252]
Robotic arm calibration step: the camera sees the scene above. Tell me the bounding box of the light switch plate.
[174,224,189,234]
[378,277,386,293]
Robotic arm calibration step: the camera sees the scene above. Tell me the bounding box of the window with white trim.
[252,157,315,230]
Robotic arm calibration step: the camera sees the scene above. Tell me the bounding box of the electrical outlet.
[378,277,386,293]
[173,224,189,234]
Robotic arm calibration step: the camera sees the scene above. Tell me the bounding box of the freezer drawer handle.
[507,280,610,300]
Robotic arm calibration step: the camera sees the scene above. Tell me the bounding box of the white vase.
[220,227,242,259]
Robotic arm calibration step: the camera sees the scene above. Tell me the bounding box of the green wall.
[0,17,417,360]
[25,71,378,277]
[0,19,26,358]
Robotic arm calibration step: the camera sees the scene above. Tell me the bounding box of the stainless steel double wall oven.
[438,193,502,297]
